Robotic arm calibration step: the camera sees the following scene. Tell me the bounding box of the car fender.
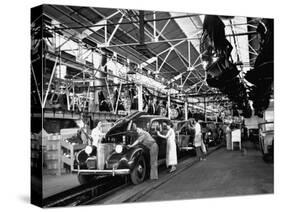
[125,146,148,169]
[106,146,147,170]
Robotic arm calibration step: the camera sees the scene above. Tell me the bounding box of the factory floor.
[43,173,79,198]
[41,140,273,203]
[136,141,273,202]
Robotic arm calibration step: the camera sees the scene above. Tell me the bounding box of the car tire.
[78,174,96,185]
[130,155,147,185]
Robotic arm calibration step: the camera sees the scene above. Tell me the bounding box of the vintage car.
[73,111,174,185]
[259,122,274,162]
[173,120,195,153]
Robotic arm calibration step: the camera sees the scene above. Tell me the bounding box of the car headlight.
[115,144,123,154]
[85,145,93,155]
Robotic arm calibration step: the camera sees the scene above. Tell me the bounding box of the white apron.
[166,129,178,167]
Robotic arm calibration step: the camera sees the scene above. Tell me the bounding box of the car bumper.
[73,168,130,176]
[180,146,194,151]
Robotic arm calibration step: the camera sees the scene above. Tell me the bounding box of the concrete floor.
[137,142,273,202]
[43,174,79,198]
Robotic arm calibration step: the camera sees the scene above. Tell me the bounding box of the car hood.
[105,111,147,137]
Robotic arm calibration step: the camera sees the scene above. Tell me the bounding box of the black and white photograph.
[29,2,274,209]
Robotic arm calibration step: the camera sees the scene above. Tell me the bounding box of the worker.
[79,118,91,145]
[193,118,206,160]
[91,121,104,147]
[225,123,232,150]
[157,122,177,172]
[128,122,159,180]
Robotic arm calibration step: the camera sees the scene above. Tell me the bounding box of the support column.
[93,52,107,112]
[184,101,188,121]
[167,91,171,119]
[88,80,95,112]
[204,96,207,121]
[88,51,95,112]
[137,84,143,111]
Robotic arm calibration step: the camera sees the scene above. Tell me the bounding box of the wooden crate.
[43,134,62,176]
[31,134,41,169]
[60,128,86,172]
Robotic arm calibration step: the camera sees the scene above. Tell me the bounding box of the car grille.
[106,160,119,169]
[86,157,97,169]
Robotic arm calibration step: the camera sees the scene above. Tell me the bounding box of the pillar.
[184,101,188,121]
[93,52,107,112]
[137,84,143,111]
[167,91,171,119]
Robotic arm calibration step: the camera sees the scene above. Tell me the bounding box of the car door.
[178,122,190,149]
[150,120,166,160]
[157,119,170,159]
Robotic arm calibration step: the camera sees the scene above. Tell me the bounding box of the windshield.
[133,117,152,130]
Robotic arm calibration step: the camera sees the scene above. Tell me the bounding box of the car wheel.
[130,155,147,185]
[78,174,96,184]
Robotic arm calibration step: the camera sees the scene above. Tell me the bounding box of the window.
[133,117,151,130]
[151,121,160,132]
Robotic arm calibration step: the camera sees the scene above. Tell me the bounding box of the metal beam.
[156,39,186,57]
[116,10,186,81]
[145,20,205,84]
[114,83,123,114]
[42,56,59,108]
[31,64,42,106]
[174,49,198,83]
[153,12,157,41]
[197,81,205,93]
[157,47,173,73]
[107,14,125,46]
[90,8,157,75]
[81,11,120,38]
[156,18,171,40]
[54,12,196,30]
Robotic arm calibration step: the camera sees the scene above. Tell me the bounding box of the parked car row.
[73,112,223,185]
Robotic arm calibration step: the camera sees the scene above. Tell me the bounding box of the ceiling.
[41,4,260,104]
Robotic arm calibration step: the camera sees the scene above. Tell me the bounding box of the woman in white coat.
[157,122,177,172]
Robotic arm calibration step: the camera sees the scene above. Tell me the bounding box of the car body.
[259,122,274,161]
[200,121,219,147]
[73,111,173,184]
[173,120,195,152]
